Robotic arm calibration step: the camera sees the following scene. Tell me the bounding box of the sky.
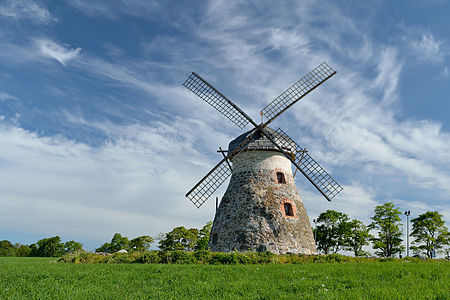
[0,0,449,252]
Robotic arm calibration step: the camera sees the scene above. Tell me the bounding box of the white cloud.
[408,33,445,63]
[66,0,160,20]
[0,91,18,102]
[36,39,81,65]
[0,0,55,24]
[1,0,449,248]
[58,1,450,204]
[0,119,222,249]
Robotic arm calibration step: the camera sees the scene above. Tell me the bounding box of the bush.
[157,251,197,264]
[60,250,437,265]
[194,250,213,264]
[210,252,249,264]
[136,251,161,264]
[378,257,395,262]
[170,251,197,264]
[313,253,350,263]
[104,253,136,264]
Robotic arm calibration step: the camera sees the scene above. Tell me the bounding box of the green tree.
[195,221,213,251]
[29,243,39,257]
[314,210,350,254]
[345,219,371,256]
[410,211,450,258]
[0,240,15,257]
[159,226,199,251]
[14,243,31,257]
[369,202,404,257]
[35,236,65,257]
[130,235,154,252]
[64,240,83,253]
[95,242,111,253]
[109,233,130,252]
[96,233,130,253]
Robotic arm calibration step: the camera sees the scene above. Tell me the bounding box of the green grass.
[0,257,449,299]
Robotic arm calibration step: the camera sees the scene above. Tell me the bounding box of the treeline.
[0,222,213,258]
[314,202,450,258]
[2,202,449,259]
[95,222,212,253]
[0,236,82,257]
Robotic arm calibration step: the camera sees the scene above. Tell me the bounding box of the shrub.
[313,253,349,263]
[194,250,213,264]
[210,252,241,264]
[104,253,136,264]
[378,257,395,262]
[170,251,197,264]
[136,251,161,264]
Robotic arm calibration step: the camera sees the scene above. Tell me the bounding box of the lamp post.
[313,219,318,244]
[404,210,411,257]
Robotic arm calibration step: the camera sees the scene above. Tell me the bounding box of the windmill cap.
[228,127,296,157]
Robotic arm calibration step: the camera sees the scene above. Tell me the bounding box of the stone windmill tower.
[182,63,343,254]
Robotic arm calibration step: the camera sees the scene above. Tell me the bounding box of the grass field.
[0,257,449,299]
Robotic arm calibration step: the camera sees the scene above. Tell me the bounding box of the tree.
[314,210,350,254]
[159,226,199,251]
[410,211,450,258]
[0,240,15,257]
[345,219,371,256]
[369,202,404,257]
[64,241,83,253]
[110,233,130,252]
[29,243,39,257]
[35,236,65,257]
[130,235,154,252]
[14,243,31,257]
[96,242,111,253]
[195,221,212,251]
[96,233,130,253]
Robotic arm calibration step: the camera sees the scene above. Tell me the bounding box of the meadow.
[1,257,449,299]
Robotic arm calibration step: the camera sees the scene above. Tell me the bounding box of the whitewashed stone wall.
[209,150,317,254]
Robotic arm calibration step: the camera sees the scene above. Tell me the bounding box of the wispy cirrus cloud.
[408,33,445,64]
[35,39,81,65]
[66,0,160,20]
[0,116,224,249]
[0,91,18,102]
[0,0,56,24]
[1,0,449,249]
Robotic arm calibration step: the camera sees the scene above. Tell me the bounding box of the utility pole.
[313,219,318,245]
[404,210,411,257]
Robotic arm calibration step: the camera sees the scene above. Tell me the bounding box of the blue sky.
[1,0,449,251]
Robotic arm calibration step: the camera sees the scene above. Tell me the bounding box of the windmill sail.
[183,62,342,207]
[260,62,336,124]
[186,130,259,208]
[186,158,232,208]
[183,72,250,129]
[274,128,343,201]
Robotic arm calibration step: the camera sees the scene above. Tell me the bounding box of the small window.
[212,233,218,245]
[284,203,294,216]
[276,172,286,184]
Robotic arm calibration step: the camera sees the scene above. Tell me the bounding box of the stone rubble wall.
[209,150,317,254]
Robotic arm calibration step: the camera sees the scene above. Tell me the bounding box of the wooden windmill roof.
[228,127,296,156]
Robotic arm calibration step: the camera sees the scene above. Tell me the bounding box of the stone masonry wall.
[209,150,317,254]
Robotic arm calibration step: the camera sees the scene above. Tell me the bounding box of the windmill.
[183,62,343,254]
